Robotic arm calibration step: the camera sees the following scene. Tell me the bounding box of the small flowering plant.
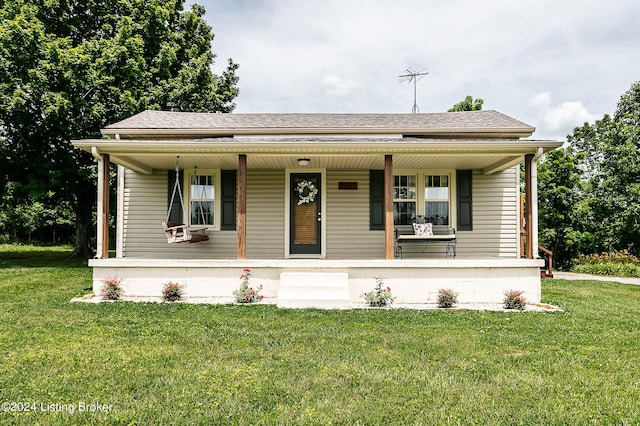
[437,288,458,308]
[362,276,395,307]
[503,289,526,310]
[233,268,264,303]
[162,282,185,302]
[100,276,122,300]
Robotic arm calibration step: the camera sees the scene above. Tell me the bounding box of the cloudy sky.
[186,0,639,141]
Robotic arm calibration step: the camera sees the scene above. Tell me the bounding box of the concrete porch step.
[277,272,350,309]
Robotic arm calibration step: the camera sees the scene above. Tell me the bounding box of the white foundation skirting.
[89,258,544,305]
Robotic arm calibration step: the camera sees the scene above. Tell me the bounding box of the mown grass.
[1,245,639,424]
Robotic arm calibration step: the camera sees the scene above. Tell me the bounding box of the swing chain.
[166,156,185,225]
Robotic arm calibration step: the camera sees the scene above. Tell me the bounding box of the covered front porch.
[91,147,548,261]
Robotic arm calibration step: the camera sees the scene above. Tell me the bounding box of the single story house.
[73,110,562,308]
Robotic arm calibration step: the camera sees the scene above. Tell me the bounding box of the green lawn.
[1,246,639,425]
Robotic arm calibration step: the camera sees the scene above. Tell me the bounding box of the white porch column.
[100,154,110,259]
[95,153,104,258]
[92,147,111,259]
[116,165,125,258]
[530,148,543,259]
[524,149,543,259]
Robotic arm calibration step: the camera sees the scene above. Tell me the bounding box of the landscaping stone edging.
[70,294,562,311]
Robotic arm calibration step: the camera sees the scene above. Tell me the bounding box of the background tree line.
[0,0,239,256]
[538,81,640,268]
[439,88,640,269]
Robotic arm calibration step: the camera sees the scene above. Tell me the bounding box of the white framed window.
[186,171,218,228]
[392,171,453,226]
[393,174,417,225]
[425,174,450,225]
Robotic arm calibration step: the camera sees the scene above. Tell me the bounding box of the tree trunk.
[71,190,95,259]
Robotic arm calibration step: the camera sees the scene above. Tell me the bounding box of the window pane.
[425,187,449,199]
[425,201,449,225]
[425,174,449,200]
[191,201,214,225]
[191,175,214,199]
[426,174,448,188]
[190,174,214,226]
[394,201,416,225]
[394,174,417,201]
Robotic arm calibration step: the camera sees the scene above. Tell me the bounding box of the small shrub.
[503,290,526,310]
[362,276,395,307]
[437,288,458,308]
[573,250,640,277]
[576,249,640,265]
[100,277,122,300]
[162,282,185,302]
[233,268,263,303]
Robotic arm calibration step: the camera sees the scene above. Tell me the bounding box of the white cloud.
[320,74,363,97]
[190,0,640,130]
[530,92,600,139]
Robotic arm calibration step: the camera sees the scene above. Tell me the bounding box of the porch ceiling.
[73,137,562,175]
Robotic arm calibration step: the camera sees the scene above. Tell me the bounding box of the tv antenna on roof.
[399,67,428,113]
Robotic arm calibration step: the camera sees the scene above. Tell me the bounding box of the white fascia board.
[74,138,562,155]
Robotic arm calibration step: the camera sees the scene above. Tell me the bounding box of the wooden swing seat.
[161,221,209,244]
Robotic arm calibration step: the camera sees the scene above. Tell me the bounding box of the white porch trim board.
[89,258,544,306]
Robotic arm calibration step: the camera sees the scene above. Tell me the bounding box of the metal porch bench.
[394,227,457,258]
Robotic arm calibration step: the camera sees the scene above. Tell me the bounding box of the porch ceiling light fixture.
[297,158,311,167]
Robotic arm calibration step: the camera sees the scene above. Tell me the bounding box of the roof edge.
[101,127,535,138]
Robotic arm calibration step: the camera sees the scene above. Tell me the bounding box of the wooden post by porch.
[237,154,247,259]
[524,153,534,259]
[101,153,110,259]
[384,155,394,259]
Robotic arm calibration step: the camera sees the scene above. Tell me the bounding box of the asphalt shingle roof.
[104,110,534,133]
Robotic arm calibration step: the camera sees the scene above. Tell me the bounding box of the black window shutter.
[456,170,473,231]
[167,169,184,224]
[370,170,385,230]
[221,170,237,230]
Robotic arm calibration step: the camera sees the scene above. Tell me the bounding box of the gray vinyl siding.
[246,170,285,258]
[455,167,519,257]
[326,170,385,259]
[121,169,236,258]
[119,166,518,260]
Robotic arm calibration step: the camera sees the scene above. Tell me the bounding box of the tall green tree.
[0,0,239,257]
[448,95,484,112]
[537,147,595,268]
[567,81,640,255]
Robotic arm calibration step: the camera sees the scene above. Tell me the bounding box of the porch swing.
[161,157,210,244]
